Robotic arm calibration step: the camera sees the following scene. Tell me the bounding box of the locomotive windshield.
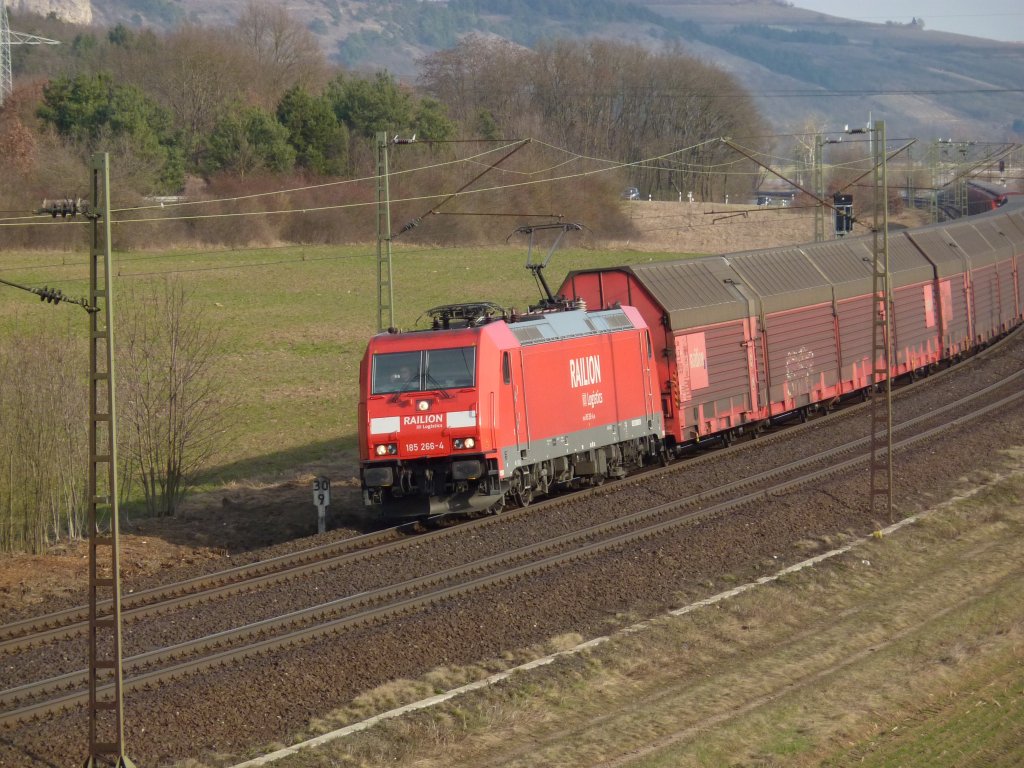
[372,347,476,394]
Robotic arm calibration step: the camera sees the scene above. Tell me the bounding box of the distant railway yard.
[2,326,1023,767]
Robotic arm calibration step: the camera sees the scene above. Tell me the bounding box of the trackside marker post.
[313,477,331,534]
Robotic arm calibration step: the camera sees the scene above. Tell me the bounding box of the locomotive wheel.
[512,468,533,506]
[518,486,533,506]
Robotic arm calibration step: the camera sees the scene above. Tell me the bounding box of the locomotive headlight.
[375,444,388,456]
[463,437,476,449]
[453,437,476,450]
[375,443,398,456]
[417,399,430,411]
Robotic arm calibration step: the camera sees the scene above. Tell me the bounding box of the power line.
[109,140,534,215]
[1,134,867,229]
[435,85,1024,100]
[0,275,95,311]
[0,139,589,226]
[0,139,728,228]
[397,139,531,235]
[2,135,1008,262]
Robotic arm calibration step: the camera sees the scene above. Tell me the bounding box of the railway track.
[3,330,1022,729]
[0,526,410,653]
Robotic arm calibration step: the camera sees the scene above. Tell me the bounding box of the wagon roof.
[942,220,999,267]
[905,226,970,277]
[724,245,834,314]
[886,232,940,283]
[1000,207,1024,248]
[794,228,940,289]
[968,218,1017,262]
[563,208,1021,327]
[608,256,753,328]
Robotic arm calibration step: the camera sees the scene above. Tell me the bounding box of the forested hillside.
[2,4,766,249]
[5,0,1022,238]
[73,0,1024,139]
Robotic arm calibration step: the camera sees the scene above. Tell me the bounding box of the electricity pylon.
[1,0,60,106]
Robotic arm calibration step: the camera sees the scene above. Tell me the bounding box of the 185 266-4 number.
[406,441,445,453]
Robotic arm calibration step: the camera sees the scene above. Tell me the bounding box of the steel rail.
[0,527,409,651]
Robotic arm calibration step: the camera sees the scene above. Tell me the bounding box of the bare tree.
[0,329,88,553]
[118,279,228,518]
[418,38,766,199]
[139,26,252,164]
[234,0,328,110]
[0,100,37,177]
[418,35,537,138]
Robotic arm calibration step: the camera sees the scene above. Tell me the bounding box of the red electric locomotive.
[358,297,665,520]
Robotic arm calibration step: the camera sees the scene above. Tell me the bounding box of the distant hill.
[76,0,1022,139]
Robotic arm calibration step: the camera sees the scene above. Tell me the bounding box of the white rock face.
[12,0,92,26]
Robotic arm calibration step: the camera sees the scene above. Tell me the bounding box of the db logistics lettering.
[581,391,604,408]
[570,355,602,388]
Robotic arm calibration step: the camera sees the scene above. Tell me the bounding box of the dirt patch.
[606,200,927,254]
[0,455,368,616]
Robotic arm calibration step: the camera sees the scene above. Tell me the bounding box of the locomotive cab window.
[372,347,476,394]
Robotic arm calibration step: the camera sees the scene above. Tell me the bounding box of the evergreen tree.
[205,106,296,177]
[328,72,413,138]
[412,98,456,142]
[37,73,185,192]
[276,86,348,175]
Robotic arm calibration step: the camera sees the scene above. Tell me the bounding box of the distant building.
[755,179,798,207]
[754,190,795,207]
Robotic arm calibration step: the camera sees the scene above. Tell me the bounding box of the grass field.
[0,241,687,486]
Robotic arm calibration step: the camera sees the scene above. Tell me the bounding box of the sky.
[792,1,1024,42]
